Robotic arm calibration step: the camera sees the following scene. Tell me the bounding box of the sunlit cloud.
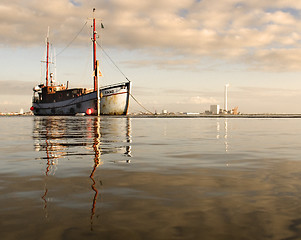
[1,0,301,71]
[185,96,218,105]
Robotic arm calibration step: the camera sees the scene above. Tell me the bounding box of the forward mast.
[92,8,97,92]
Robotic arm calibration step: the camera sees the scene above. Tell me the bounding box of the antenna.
[47,26,50,38]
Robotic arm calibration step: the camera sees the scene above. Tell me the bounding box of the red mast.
[93,8,97,91]
[46,29,50,87]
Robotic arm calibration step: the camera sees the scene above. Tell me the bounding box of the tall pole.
[224,84,229,112]
[93,8,97,92]
[46,28,50,87]
[96,60,100,116]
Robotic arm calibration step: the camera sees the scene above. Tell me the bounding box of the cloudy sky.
[1,0,301,113]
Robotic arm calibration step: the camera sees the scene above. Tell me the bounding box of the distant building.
[210,105,220,114]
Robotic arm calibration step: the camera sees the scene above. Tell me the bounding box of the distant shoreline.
[1,113,301,118]
[126,114,301,118]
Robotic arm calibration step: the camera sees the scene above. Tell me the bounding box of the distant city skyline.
[1,0,301,113]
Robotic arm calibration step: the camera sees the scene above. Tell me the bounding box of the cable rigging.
[96,41,130,82]
[130,93,153,114]
[55,21,88,57]
[95,41,153,114]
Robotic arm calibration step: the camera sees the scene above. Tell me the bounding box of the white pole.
[54,47,57,83]
[96,60,100,116]
[224,84,229,112]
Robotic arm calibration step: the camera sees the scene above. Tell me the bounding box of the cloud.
[250,49,301,71]
[0,80,35,95]
[184,96,218,105]
[2,0,301,71]
[237,86,301,97]
[123,57,201,70]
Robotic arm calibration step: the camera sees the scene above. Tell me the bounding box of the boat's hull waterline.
[32,82,130,116]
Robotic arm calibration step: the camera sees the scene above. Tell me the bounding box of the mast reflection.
[33,116,132,225]
[90,117,103,230]
[125,117,132,157]
[34,117,67,216]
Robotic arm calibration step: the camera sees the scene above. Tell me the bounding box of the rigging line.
[130,93,153,114]
[55,21,88,57]
[96,41,130,82]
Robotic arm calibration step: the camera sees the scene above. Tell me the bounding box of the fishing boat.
[31,9,131,116]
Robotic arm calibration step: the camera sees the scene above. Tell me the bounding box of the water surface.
[1,116,301,239]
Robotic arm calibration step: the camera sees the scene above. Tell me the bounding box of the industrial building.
[210,105,220,114]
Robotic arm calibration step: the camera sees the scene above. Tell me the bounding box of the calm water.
[1,116,301,240]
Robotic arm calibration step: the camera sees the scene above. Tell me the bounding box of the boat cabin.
[33,84,91,103]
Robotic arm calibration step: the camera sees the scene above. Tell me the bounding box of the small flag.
[99,70,102,76]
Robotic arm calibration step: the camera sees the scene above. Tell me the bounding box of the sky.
[2,0,301,113]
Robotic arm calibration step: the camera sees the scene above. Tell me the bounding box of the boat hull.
[32,82,130,116]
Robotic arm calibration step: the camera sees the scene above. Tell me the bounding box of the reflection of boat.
[33,116,132,222]
[31,9,131,116]
[33,118,66,175]
[33,117,132,158]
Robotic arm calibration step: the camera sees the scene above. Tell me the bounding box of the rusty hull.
[32,82,131,116]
